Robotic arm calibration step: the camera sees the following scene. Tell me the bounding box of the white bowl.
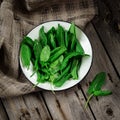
[20,21,93,91]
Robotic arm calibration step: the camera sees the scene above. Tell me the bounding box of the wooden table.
[0,2,120,120]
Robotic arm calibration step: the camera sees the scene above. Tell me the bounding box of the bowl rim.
[19,20,93,91]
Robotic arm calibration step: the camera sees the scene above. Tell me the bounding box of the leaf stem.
[85,94,94,109]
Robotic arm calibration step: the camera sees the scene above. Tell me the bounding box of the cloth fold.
[0,0,97,98]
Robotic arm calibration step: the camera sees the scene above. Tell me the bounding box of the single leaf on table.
[20,44,31,69]
[87,72,106,94]
[93,90,112,96]
[40,45,50,62]
[85,72,112,108]
[85,90,112,108]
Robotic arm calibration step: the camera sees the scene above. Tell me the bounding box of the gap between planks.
[82,23,120,120]
[92,18,120,77]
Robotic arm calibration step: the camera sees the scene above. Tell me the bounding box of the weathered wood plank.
[80,23,120,120]
[102,0,120,30]
[0,100,8,120]
[2,93,52,120]
[92,18,120,76]
[43,86,94,120]
[97,0,120,31]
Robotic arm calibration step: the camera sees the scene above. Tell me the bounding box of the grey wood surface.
[0,21,120,120]
[0,0,120,120]
[93,18,120,76]
[83,23,120,120]
[1,94,52,120]
[102,0,120,29]
[0,100,8,120]
[42,87,94,120]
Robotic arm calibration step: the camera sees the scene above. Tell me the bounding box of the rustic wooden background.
[0,0,120,120]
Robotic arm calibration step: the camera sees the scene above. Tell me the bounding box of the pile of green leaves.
[85,72,112,108]
[20,23,88,87]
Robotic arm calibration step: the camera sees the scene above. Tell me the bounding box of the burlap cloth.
[0,0,97,98]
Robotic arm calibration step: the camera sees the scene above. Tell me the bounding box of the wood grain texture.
[1,22,120,120]
[97,0,120,31]
[2,93,52,120]
[92,18,120,76]
[1,1,120,120]
[43,86,94,120]
[0,100,8,120]
[0,14,120,120]
[80,23,120,120]
[102,0,120,25]
[1,88,95,120]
